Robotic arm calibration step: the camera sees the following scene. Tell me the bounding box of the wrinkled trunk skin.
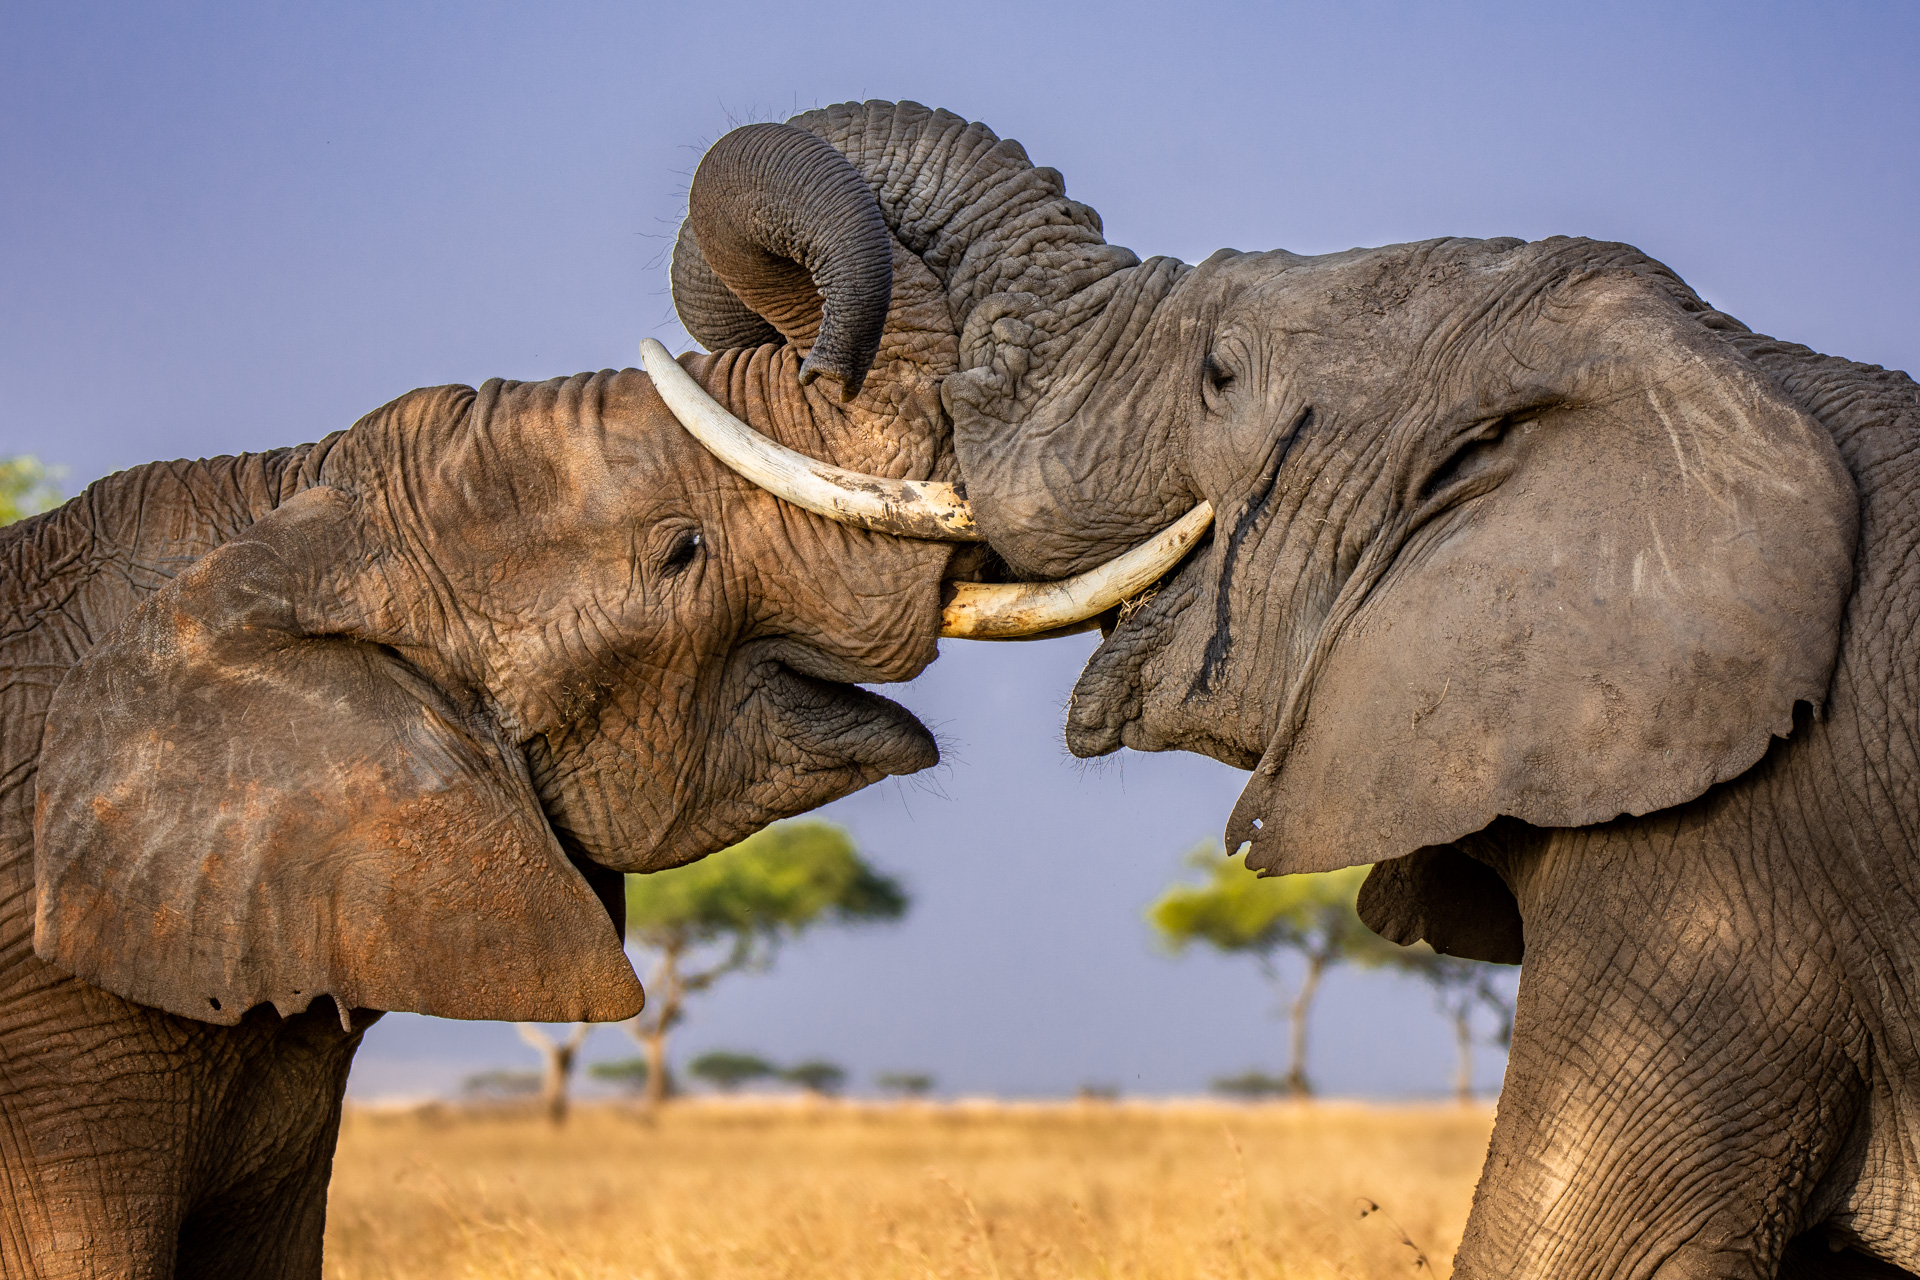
[1450,339,1920,1279]
[785,102,1186,573]
[0,449,368,1278]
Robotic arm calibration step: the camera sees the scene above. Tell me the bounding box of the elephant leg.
[6,1196,182,1280]
[1454,821,1869,1280]
[174,1151,333,1280]
[174,1004,361,1280]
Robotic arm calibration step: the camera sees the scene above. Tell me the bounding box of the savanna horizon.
[323,1098,1492,1279]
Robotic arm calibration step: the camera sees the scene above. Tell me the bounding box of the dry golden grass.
[323,1098,1493,1280]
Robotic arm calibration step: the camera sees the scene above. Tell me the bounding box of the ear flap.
[1230,270,1859,876]
[34,487,644,1027]
[1357,847,1524,965]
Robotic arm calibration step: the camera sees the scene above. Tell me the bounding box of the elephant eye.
[1203,353,1236,396]
[661,528,703,575]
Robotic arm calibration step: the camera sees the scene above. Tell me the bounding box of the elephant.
[662,103,1920,1278]
[0,123,1059,1278]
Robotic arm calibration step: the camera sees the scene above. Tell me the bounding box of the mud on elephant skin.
[1,125,976,1278]
[695,99,1920,1278]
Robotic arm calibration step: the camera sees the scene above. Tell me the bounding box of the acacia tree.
[1403,952,1516,1102]
[1149,844,1403,1097]
[515,1023,593,1126]
[0,456,62,526]
[687,1050,776,1093]
[624,821,907,1106]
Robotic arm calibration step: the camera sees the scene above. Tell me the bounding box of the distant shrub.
[1211,1071,1292,1099]
[687,1050,777,1092]
[1076,1082,1121,1102]
[875,1071,934,1097]
[780,1060,846,1096]
[588,1058,651,1091]
[461,1069,541,1098]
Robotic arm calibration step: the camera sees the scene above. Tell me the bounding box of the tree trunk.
[632,938,685,1109]
[517,1023,591,1127]
[1286,952,1329,1098]
[640,1021,671,1108]
[1454,1007,1475,1104]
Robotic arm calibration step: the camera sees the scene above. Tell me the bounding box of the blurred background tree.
[1210,1070,1292,1100]
[779,1060,846,1097]
[515,1023,593,1126]
[623,821,908,1107]
[1402,952,1516,1102]
[587,1057,651,1095]
[1149,845,1405,1097]
[0,456,63,526]
[875,1071,934,1099]
[459,1068,540,1102]
[687,1050,776,1094]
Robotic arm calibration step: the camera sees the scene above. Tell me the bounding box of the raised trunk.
[673,102,1165,577]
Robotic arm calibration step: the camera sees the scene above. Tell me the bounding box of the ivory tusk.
[940,502,1214,639]
[640,338,983,542]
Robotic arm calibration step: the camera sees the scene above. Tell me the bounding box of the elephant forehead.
[1225,237,1532,332]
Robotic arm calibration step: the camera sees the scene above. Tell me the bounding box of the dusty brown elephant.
[0,124,1092,1278]
[664,104,1920,1278]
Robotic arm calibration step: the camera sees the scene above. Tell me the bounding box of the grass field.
[323,1099,1494,1279]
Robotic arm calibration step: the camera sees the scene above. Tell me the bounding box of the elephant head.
[663,101,1857,958]
[30,123,989,1031]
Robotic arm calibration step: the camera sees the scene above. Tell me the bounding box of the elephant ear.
[33,486,644,1028]
[1230,267,1859,879]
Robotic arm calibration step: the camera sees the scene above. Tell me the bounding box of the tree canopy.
[626,820,908,958]
[1148,847,1401,969]
[687,1050,777,1092]
[0,457,62,526]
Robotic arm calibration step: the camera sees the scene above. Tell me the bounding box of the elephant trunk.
[673,122,894,400]
[672,101,1137,400]
[787,100,1132,346]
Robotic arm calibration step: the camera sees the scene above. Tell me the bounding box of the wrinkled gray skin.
[693,101,1920,1278]
[0,127,965,1277]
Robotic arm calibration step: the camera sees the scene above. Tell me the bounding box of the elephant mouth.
[749,639,939,779]
[1063,531,1216,760]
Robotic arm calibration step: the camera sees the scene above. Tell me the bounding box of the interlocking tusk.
[940,502,1214,638]
[640,339,983,542]
[640,338,1214,640]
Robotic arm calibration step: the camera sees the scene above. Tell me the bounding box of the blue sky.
[5,1,1914,1098]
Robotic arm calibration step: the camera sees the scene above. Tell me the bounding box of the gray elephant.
[0,125,1020,1279]
[665,104,1920,1278]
